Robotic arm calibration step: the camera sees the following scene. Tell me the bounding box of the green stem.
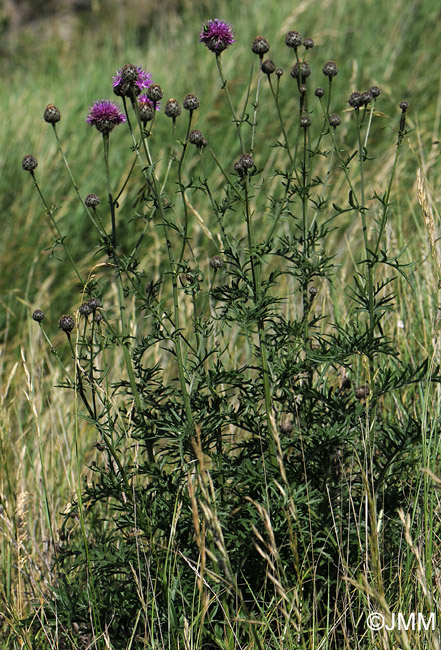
[30,171,84,285]
[266,74,295,169]
[216,53,245,154]
[101,130,155,462]
[355,109,375,347]
[128,94,195,434]
[51,124,105,237]
[250,59,262,155]
[244,178,276,466]
[177,110,194,263]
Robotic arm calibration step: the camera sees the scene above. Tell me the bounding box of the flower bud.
[22,155,38,171]
[44,104,61,124]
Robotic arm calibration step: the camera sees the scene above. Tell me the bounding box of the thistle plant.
[22,16,441,650]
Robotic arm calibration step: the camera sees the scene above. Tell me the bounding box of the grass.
[2,0,441,648]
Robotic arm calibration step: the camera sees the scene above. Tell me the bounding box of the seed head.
[138,95,155,122]
[299,84,307,94]
[94,312,103,324]
[276,68,284,77]
[322,61,338,80]
[370,85,381,98]
[59,314,75,334]
[300,115,311,128]
[314,87,325,98]
[86,99,126,134]
[32,309,45,323]
[290,61,311,82]
[22,155,38,171]
[328,113,341,128]
[285,30,303,49]
[85,193,100,208]
[348,91,363,109]
[199,19,235,53]
[262,59,276,75]
[183,93,200,111]
[189,129,208,149]
[165,98,182,119]
[210,255,224,270]
[44,104,61,124]
[252,35,270,56]
[146,83,163,103]
[303,37,314,49]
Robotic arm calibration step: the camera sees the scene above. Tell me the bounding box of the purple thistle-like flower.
[112,65,152,94]
[199,18,235,53]
[86,99,126,134]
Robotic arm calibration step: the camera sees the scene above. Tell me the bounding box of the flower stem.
[216,53,245,154]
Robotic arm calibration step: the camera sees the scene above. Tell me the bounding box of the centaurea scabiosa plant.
[24,20,441,650]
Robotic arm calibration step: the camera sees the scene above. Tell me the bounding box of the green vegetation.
[2,0,441,648]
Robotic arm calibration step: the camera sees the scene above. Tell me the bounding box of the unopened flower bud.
[85,193,100,208]
[400,100,409,112]
[183,93,200,111]
[262,59,276,75]
[210,255,224,270]
[291,61,311,81]
[165,98,181,118]
[328,113,341,127]
[44,104,61,124]
[59,314,75,334]
[146,83,163,103]
[252,35,270,56]
[348,91,363,109]
[79,302,93,317]
[22,155,38,171]
[285,30,303,49]
[32,309,45,323]
[189,129,207,148]
[322,61,338,80]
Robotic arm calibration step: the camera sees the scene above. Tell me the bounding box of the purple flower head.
[112,65,152,96]
[86,99,126,135]
[199,19,235,53]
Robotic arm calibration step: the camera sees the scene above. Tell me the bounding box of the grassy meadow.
[2,0,441,647]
